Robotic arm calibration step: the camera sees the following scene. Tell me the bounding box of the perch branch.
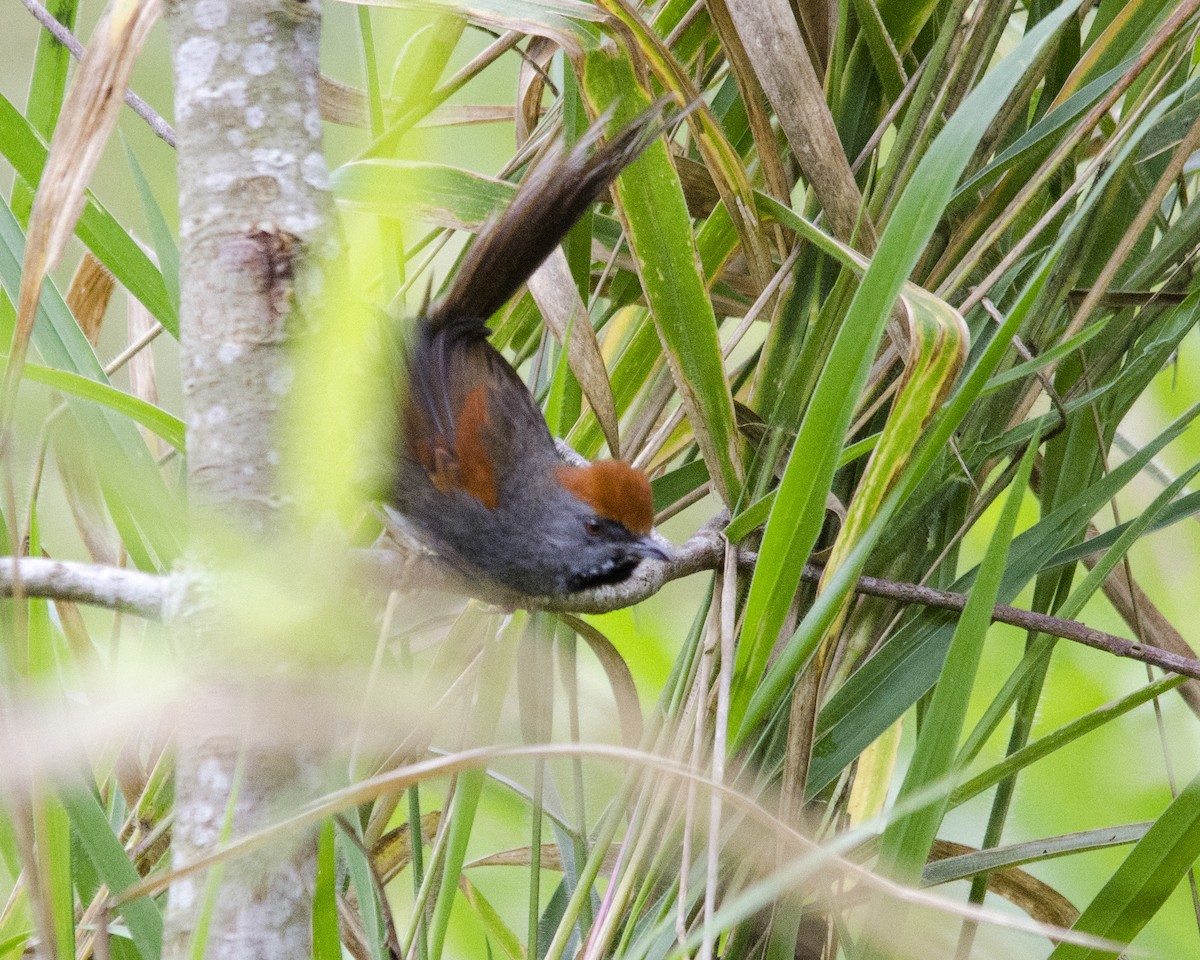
[841,569,1200,680]
[3,529,1199,681]
[358,519,1200,681]
[0,556,168,619]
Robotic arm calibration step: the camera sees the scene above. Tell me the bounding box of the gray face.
[483,484,668,595]
[558,514,670,593]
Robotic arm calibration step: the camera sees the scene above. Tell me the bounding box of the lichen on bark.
[162,1,330,956]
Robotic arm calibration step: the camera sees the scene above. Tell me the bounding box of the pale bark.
[162,1,328,957]
[5,546,1200,685]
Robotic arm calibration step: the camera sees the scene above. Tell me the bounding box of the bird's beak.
[635,535,673,563]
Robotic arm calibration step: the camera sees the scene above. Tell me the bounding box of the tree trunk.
[162,1,328,956]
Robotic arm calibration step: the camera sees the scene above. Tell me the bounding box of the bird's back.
[388,104,677,595]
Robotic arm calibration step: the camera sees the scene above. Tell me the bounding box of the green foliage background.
[2,1,1200,959]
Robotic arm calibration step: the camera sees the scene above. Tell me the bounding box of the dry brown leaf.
[724,0,874,249]
[467,842,619,874]
[335,0,603,55]
[3,0,162,425]
[527,248,621,456]
[318,74,371,127]
[65,253,115,347]
[417,104,515,128]
[336,895,374,960]
[791,0,834,68]
[371,810,441,884]
[516,36,558,146]
[674,155,722,219]
[704,0,793,206]
[928,839,1079,930]
[52,594,95,664]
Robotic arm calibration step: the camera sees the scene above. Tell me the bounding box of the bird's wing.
[402,324,547,511]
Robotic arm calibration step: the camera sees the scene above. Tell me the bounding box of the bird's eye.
[584,517,603,536]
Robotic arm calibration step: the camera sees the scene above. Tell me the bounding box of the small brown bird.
[389,108,673,596]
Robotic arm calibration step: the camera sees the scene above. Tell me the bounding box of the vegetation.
[1,0,1199,958]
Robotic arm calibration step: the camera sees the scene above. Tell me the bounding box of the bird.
[387,106,674,597]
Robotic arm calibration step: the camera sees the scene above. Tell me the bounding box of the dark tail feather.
[427,101,678,332]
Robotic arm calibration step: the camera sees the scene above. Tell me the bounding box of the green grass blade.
[806,397,1200,791]
[313,819,340,960]
[333,159,514,228]
[581,53,743,505]
[876,437,1039,883]
[461,877,524,960]
[347,849,387,960]
[60,787,163,960]
[1048,765,1200,959]
[11,0,78,224]
[123,139,181,318]
[951,56,1137,203]
[951,673,1185,808]
[734,0,1086,732]
[6,356,184,451]
[923,823,1153,886]
[0,194,182,568]
[0,93,177,335]
[25,544,74,960]
[428,613,518,960]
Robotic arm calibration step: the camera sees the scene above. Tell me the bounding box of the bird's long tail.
[426,101,679,332]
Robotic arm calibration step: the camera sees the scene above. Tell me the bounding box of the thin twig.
[106,741,1129,955]
[5,531,1200,681]
[702,541,737,960]
[837,567,1200,679]
[0,556,167,618]
[18,0,177,147]
[360,527,1200,681]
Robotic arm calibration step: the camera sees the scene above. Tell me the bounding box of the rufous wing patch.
[556,460,654,535]
[452,385,499,510]
[411,385,498,510]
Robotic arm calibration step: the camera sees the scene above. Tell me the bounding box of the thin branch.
[18,0,176,147]
[0,556,167,619]
[1082,524,1200,717]
[360,520,1200,681]
[357,514,729,614]
[841,569,1200,680]
[4,529,1199,681]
